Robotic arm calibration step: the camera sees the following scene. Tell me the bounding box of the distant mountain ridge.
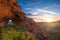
[35,20,60,31]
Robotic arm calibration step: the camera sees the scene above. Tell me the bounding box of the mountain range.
[35,20,60,32]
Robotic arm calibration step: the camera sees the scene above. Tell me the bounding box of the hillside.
[0,27,40,40]
[35,21,60,40]
[35,20,60,31]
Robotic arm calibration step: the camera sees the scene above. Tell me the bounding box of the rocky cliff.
[0,0,52,40]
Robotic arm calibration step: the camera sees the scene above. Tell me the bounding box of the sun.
[46,18,54,22]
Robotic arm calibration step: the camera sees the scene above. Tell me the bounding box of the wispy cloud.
[26,8,57,16]
[37,9,57,14]
[54,4,60,7]
[26,8,60,22]
[51,3,60,7]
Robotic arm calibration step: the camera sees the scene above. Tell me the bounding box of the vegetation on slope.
[48,31,60,40]
[0,26,40,40]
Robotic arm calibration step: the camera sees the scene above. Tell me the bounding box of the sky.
[17,0,60,22]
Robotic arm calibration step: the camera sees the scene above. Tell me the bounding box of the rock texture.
[0,0,52,40]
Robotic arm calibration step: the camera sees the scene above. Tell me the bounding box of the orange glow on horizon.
[45,18,55,22]
[33,17,60,22]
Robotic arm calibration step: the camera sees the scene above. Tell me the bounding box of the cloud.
[55,4,60,7]
[27,15,60,22]
[37,9,57,14]
[26,8,57,16]
[52,3,60,7]
[26,8,60,22]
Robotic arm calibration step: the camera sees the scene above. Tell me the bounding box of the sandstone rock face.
[0,0,52,40]
[0,0,26,26]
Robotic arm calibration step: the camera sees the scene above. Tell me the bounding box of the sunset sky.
[17,0,60,22]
